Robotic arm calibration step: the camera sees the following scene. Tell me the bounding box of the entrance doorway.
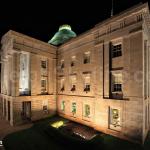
[22,101,31,120]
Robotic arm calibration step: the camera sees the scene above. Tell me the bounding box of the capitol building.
[0,2,150,143]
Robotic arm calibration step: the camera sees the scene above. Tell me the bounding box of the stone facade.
[0,31,57,125]
[0,2,150,144]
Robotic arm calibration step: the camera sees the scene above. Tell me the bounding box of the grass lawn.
[2,115,149,150]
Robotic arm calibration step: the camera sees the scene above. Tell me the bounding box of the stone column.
[104,42,110,98]
[11,52,20,96]
[30,53,39,95]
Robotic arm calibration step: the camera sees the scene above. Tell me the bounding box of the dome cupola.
[48,24,77,46]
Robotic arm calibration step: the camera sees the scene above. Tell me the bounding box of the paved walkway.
[0,111,33,150]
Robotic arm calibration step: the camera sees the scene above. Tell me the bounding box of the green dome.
[48,24,77,46]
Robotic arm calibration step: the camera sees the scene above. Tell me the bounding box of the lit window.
[19,52,30,96]
[109,108,121,130]
[112,44,122,58]
[61,101,65,111]
[41,60,47,69]
[83,52,90,64]
[72,102,76,114]
[112,73,122,92]
[84,104,90,117]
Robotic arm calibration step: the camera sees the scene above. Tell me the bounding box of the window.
[83,75,91,93]
[83,52,90,64]
[109,108,121,129]
[84,104,90,117]
[113,84,122,92]
[41,60,47,69]
[112,73,122,92]
[41,80,46,88]
[70,75,76,92]
[137,14,142,22]
[60,78,65,92]
[43,105,48,111]
[71,85,76,91]
[112,44,122,58]
[72,102,76,115]
[61,101,65,111]
[71,56,76,67]
[61,60,64,69]
[41,79,47,93]
[84,84,90,92]
[43,100,48,113]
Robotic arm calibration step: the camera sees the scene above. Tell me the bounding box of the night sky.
[0,0,149,42]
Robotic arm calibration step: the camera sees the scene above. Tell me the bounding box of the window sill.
[111,91,123,94]
[103,97,129,101]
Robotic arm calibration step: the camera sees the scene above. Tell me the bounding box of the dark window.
[71,85,76,91]
[41,61,46,69]
[41,80,46,88]
[137,14,142,22]
[84,84,90,92]
[71,61,75,67]
[84,54,90,64]
[43,105,48,111]
[112,44,122,58]
[61,62,64,69]
[61,86,65,92]
[113,84,122,92]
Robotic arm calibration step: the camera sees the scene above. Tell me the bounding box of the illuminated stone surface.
[0,3,150,144]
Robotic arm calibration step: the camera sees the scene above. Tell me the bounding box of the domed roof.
[48,24,77,46]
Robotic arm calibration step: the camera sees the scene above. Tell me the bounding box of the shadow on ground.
[2,115,148,150]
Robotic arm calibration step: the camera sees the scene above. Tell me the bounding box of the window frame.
[112,43,122,58]
[60,78,65,92]
[111,72,123,93]
[71,56,76,67]
[60,60,65,69]
[61,101,65,111]
[71,102,77,115]
[41,60,47,69]
[84,104,90,118]
[83,51,90,64]
[83,74,91,93]
[109,107,121,131]
[41,78,48,94]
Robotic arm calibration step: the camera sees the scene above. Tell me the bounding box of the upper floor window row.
[60,51,91,69]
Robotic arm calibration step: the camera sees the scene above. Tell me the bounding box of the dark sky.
[0,0,149,42]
